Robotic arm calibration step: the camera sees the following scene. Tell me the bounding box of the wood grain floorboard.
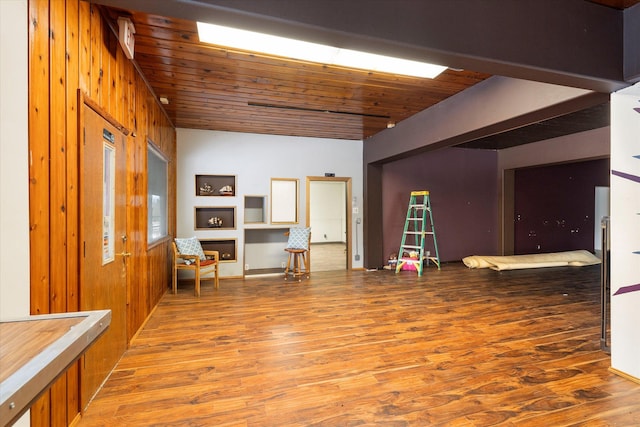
[310,243,346,272]
[77,263,640,426]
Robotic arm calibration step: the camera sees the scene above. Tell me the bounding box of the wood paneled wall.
[28,1,176,425]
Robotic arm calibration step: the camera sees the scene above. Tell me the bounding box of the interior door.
[80,104,128,408]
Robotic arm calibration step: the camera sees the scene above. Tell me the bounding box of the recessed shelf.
[199,238,237,262]
[244,195,267,224]
[195,174,236,197]
[194,206,236,230]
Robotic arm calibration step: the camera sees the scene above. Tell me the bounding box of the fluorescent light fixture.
[197,22,447,79]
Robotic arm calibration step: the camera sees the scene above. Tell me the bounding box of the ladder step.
[401,245,421,249]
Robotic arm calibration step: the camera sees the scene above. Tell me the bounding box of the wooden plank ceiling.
[102,7,490,141]
[102,0,637,143]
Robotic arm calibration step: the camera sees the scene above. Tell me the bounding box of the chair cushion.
[174,237,206,261]
[200,259,217,266]
[286,227,310,250]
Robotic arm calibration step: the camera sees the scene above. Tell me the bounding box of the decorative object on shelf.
[199,238,236,263]
[207,217,223,227]
[219,185,234,196]
[196,175,236,197]
[199,182,214,195]
[195,206,235,229]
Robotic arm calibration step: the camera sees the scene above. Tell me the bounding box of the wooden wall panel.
[65,1,81,421]
[89,3,101,103]
[108,32,119,117]
[116,43,128,125]
[28,1,177,425]
[165,123,177,240]
[148,242,168,310]
[126,134,144,338]
[28,0,52,422]
[49,0,67,315]
[148,96,157,143]
[49,3,69,425]
[130,74,150,335]
[28,0,51,316]
[78,0,90,93]
[65,0,80,315]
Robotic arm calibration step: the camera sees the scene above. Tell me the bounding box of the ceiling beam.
[94,0,628,92]
[363,77,608,164]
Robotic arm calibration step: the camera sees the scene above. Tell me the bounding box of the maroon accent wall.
[514,159,609,254]
[382,147,498,264]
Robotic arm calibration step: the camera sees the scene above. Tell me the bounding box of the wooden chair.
[284,228,311,281]
[171,241,219,296]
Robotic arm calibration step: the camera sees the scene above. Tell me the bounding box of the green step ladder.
[395,190,441,276]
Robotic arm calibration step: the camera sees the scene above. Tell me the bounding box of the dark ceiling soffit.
[93,0,629,93]
[372,91,611,164]
[458,102,610,150]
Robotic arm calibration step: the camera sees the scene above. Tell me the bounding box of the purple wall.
[514,158,610,254]
[382,147,498,263]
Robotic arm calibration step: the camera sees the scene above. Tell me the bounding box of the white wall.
[610,87,640,380]
[1,0,30,319]
[176,129,364,276]
[1,1,31,425]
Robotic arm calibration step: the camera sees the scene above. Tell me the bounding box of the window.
[147,142,168,244]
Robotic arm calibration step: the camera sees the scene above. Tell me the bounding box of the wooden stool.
[284,248,309,281]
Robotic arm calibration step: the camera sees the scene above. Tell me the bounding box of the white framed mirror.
[271,178,299,224]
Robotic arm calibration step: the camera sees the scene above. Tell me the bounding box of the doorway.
[306,177,352,271]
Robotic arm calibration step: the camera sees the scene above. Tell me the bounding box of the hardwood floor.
[310,242,347,271]
[78,263,640,426]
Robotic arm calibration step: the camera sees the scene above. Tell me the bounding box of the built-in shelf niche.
[200,238,237,262]
[195,174,236,197]
[194,206,236,230]
[244,195,267,224]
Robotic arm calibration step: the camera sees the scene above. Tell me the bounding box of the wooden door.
[80,104,128,409]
